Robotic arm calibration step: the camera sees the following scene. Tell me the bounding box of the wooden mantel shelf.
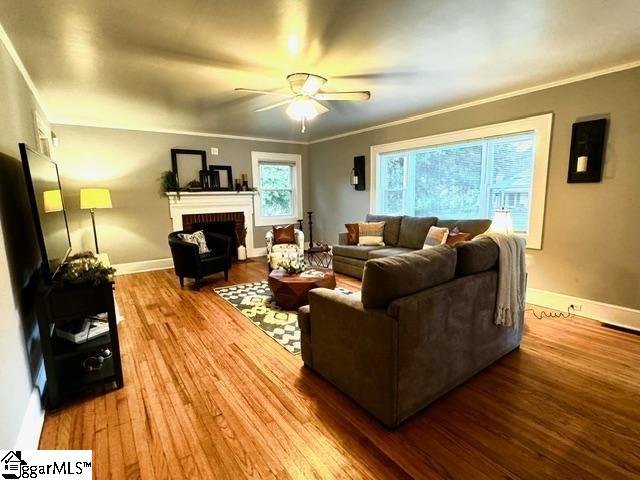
[165,191,257,196]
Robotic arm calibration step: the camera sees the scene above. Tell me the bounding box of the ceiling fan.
[235,73,371,132]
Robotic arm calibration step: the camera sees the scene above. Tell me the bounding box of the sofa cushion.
[397,216,438,249]
[358,221,385,246]
[436,219,491,239]
[366,214,402,246]
[454,237,499,277]
[333,244,383,260]
[368,247,415,259]
[361,245,457,308]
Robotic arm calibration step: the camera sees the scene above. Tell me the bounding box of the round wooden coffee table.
[268,267,336,310]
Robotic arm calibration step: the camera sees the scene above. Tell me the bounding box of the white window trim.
[251,151,303,227]
[370,113,553,249]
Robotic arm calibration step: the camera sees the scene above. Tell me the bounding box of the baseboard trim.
[249,247,267,258]
[14,386,45,450]
[113,250,267,276]
[526,287,640,332]
[113,258,174,275]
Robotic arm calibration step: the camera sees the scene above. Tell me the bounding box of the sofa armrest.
[301,288,399,427]
[338,232,349,245]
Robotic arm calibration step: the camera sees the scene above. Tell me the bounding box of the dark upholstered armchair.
[168,231,232,289]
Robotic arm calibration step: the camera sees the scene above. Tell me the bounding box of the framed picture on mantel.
[201,165,233,191]
[171,149,207,189]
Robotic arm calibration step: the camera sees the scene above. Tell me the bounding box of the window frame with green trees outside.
[370,114,553,249]
[251,151,303,227]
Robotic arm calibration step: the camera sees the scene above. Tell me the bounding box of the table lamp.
[80,188,112,253]
[489,209,514,234]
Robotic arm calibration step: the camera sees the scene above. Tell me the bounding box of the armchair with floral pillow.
[266,224,305,270]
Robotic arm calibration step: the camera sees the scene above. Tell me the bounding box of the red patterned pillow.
[345,223,359,245]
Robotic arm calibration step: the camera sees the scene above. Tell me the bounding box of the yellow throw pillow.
[358,221,385,246]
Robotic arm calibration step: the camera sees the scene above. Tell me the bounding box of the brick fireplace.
[166,192,262,257]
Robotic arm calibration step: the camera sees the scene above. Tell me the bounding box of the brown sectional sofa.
[333,214,491,278]
[298,239,524,427]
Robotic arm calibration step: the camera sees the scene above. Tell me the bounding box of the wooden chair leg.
[179,277,184,288]
[224,270,229,281]
[194,278,201,291]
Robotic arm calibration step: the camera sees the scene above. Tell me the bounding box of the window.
[252,151,303,226]
[371,114,552,249]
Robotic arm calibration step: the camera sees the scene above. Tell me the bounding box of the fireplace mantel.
[166,192,262,257]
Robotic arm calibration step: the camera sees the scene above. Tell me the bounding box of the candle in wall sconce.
[350,168,359,186]
[567,119,606,183]
[576,155,588,173]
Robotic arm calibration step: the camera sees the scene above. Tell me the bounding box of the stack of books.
[56,313,109,344]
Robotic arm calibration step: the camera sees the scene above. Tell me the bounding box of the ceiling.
[2,0,640,142]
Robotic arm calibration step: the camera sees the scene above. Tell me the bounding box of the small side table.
[304,246,333,268]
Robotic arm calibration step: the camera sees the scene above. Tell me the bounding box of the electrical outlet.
[211,147,219,155]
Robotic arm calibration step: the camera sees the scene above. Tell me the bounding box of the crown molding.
[0,22,50,119]
[309,59,640,144]
[51,119,308,145]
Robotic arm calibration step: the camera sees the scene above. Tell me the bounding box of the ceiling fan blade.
[310,99,329,115]
[234,88,292,97]
[314,91,371,101]
[255,99,291,112]
[300,75,327,95]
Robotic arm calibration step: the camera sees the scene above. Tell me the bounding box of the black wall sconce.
[567,118,607,183]
[351,155,365,190]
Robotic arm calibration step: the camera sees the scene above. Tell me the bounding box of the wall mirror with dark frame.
[171,149,207,189]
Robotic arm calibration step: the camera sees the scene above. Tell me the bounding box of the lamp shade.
[80,188,112,209]
[43,189,63,213]
[489,209,514,234]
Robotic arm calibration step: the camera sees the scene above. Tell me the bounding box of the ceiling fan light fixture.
[286,97,321,121]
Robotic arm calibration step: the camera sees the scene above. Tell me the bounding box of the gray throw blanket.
[475,232,527,327]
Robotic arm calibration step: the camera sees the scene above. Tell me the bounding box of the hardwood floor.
[39,259,640,479]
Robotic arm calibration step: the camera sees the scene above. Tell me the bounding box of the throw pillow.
[358,221,385,246]
[423,226,449,248]
[178,230,210,254]
[345,223,359,245]
[446,226,471,245]
[273,224,295,244]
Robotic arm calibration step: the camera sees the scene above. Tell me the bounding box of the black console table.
[36,281,124,409]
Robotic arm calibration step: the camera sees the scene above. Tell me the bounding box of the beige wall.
[0,40,48,447]
[52,125,309,265]
[309,67,640,310]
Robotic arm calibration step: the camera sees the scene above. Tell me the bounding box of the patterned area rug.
[214,281,352,355]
